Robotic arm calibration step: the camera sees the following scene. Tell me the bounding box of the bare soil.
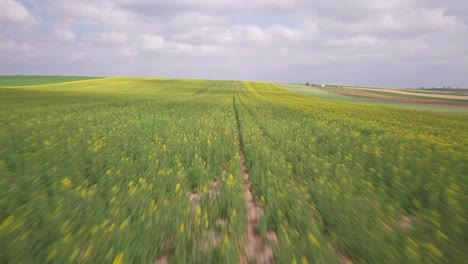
[238,148,275,264]
[154,255,169,264]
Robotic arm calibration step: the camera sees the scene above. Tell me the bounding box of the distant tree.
[306,82,310,86]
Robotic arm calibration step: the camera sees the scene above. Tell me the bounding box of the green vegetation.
[280,84,351,101]
[238,82,467,263]
[1,78,247,263]
[1,78,467,263]
[0,75,102,86]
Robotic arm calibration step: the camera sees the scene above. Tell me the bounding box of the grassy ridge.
[0,75,102,86]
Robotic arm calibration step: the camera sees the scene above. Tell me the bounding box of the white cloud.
[0,36,29,52]
[1,0,468,87]
[0,0,36,25]
[166,42,225,56]
[100,32,127,44]
[268,25,304,42]
[121,47,137,57]
[54,28,75,42]
[140,34,166,51]
[49,0,134,28]
[172,24,303,47]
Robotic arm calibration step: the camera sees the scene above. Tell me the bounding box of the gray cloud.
[1,0,467,87]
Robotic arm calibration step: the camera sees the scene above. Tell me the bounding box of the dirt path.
[238,148,274,264]
[349,87,468,100]
[233,84,275,264]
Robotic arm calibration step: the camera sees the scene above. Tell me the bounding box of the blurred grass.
[0,78,247,263]
[1,78,466,263]
[239,81,467,263]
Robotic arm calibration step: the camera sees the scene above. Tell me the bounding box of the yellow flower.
[62,178,72,188]
[83,246,93,258]
[47,247,58,261]
[120,220,128,230]
[308,233,319,246]
[69,248,79,261]
[436,230,448,240]
[227,174,235,186]
[0,215,14,230]
[113,252,124,264]
[175,183,181,193]
[179,223,185,233]
[107,223,115,233]
[427,243,443,258]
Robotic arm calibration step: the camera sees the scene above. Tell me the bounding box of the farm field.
[365,91,466,102]
[304,85,467,108]
[282,84,468,114]
[1,77,467,263]
[407,89,468,96]
[0,76,102,86]
[342,87,468,101]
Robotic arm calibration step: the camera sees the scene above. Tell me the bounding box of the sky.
[1,0,467,88]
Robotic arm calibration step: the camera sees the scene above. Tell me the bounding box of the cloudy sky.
[1,0,467,87]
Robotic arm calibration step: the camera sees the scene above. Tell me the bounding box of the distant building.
[321,84,325,87]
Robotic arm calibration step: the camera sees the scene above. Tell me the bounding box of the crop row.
[235,81,467,263]
[0,80,247,263]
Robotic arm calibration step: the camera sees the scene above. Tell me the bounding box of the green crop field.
[0,75,101,86]
[1,77,467,263]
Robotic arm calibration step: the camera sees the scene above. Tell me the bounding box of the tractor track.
[232,82,275,264]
